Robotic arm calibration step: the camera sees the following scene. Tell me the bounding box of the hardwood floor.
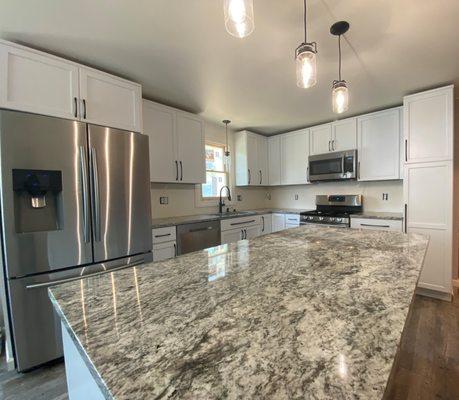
[0,291,457,400]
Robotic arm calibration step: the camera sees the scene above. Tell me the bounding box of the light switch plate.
[237,194,242,202]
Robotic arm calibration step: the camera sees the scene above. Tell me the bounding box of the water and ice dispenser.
[12,169,63,233]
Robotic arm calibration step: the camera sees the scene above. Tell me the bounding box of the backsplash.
[264,180,403,212]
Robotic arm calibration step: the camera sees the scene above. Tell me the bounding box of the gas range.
[300,195,363,228]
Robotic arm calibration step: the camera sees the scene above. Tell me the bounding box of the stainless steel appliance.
[176,221,221,255]
[0,110,152,371]
[300,195,362,228]
[308,149,357,182]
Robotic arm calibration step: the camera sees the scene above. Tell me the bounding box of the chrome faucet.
[218,186,232,214]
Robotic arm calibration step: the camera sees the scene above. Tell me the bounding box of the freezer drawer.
[7,254,150,371]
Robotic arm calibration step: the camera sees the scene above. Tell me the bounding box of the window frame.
[200,141,230,201]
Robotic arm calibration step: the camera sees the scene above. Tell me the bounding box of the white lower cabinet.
[220,215,262,244]
[350,218,403,232]
[284,214,300,229]
[152,226,177,262]
[272,213,286,232]
[260,214,272,235]
[153,242,177,262]
[221,228,245,244]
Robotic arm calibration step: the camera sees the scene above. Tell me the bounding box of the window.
[201,143,228,199]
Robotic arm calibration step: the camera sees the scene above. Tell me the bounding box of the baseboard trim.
[416,287,452,302]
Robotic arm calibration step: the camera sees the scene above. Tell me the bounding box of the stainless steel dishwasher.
[176,220,221,255]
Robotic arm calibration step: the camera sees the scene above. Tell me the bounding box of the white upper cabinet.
[310,119,356,154]
[357,107,401,181]
[79,67,142,132]
[0,40,142,132]
[257,135,268,185]
[235,130,268,186]
[176,113,205,184]
[142,100,176,182]
[404,85,453,163]
[142,99,205,184]
[268,135,281,186]
[281,129,310,185]
[0,42,79,120]
[310,123,332,155]
[332,117,357,151]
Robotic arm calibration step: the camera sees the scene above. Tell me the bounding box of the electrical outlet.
[159,196,169,205]
[237,194,242,202]
[294,194,299,200]
[382,193,389,201]
[266,192,271,200]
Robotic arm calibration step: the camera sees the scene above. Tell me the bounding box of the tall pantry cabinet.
[403,85,454,300]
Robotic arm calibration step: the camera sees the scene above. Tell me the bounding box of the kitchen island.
[49,226,428,399]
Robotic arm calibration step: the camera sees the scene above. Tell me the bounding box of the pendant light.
[295,0,317,88]
[223,119,231,170]
[223,0,254,38]
[330,21,350,114]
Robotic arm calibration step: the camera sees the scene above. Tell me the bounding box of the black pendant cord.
[338,34,342,81]
[303,0,308,43]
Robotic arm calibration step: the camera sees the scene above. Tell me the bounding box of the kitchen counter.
[151,208,311,228]
[49,227,428,399]
[351,211,404,221]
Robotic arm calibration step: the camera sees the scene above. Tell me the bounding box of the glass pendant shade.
[295,44,317,88]
[224,150,231,170]
[224,0,254,38]
[332,81,349,114]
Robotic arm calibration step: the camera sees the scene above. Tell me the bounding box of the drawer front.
[284,214,300,226]
[350,218,403,232]
[153,241,176,262]
[221,215,262,232]
[152,226,176,244]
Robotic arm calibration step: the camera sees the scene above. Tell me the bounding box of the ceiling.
[0,0,458,134]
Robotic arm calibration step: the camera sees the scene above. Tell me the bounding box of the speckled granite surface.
[152,208,311,228]
[350,212,404,221]
[49,227,428,400]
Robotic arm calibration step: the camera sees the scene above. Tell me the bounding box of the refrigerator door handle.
[79,146,91,243]
[90,147,101,242]
[25,260,145,290]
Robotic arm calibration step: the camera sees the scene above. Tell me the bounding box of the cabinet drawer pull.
[155,233,171,238]
[231,219,255,226]
[360,223,390,228]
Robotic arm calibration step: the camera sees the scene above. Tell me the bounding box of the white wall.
[264,180,403,212]
[150,120,266,219]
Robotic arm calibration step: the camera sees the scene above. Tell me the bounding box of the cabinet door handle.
[360,223,390,228]
[180,161,183,181]
[405,139,408,162]
[240,229,244,240]
[306,166,309,182]
[175,161,179,181]
[332,140,336,151]
[404,204,408,233]
[74,97,78,118]
[328,141,331,152]
[358,161,361,180]
[244,229,247,239]
[82,99,87,119]
[248,169,251,185]
[262,216,265,232]
[259,170,262,185]
[173,243,177,257]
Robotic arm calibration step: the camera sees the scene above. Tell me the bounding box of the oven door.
[308,150,357,182]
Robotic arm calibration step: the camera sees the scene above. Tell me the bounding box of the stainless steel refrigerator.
[0,110,152,371]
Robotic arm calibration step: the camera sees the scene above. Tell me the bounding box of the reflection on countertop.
[151,208,312,228]
[49,226,428,400]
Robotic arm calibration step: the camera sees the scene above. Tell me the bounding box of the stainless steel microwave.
[308,150,357,182]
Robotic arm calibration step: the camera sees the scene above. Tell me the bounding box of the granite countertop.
[49,227,428,400]
[151,208,312,228]
[350,212,404,221]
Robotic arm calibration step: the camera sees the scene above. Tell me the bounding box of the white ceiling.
[0,0,458,134]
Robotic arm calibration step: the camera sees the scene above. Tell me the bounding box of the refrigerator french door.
[0,110,152,371]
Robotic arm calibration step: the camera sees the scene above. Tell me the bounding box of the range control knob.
[336,218,342,223]
[329,217,335,222]
[318,217,324,221]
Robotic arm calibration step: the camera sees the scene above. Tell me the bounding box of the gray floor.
[0,352,68,400]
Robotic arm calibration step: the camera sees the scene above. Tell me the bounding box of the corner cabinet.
[281,129,310,185]
[235,130,268,186]
[357,107,401,181]
[403,85,454,300]
[142,99,205,184]
[0,40,142,132]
